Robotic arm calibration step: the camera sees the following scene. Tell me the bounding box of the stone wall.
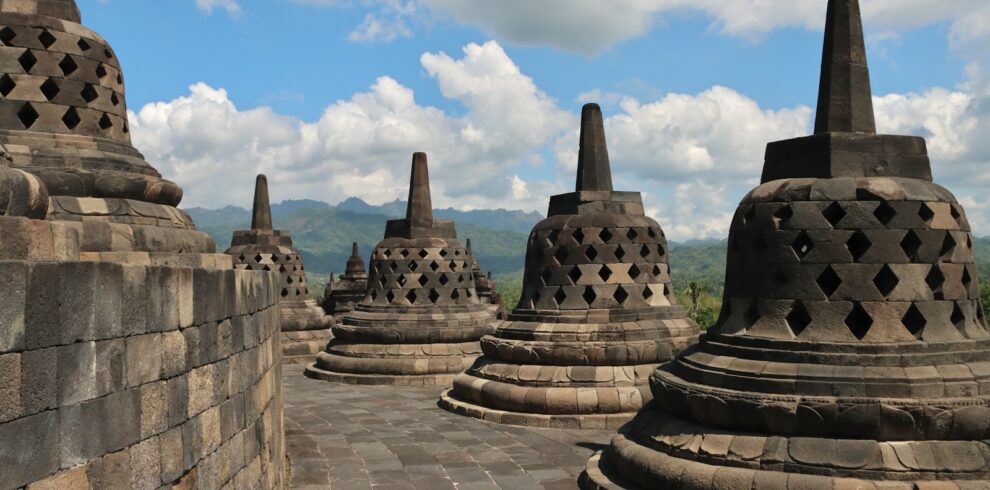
[0,216,286,490]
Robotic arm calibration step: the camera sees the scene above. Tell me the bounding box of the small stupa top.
[762,0,931,183]
[229,174,292,248]
[383,152,457,240]
[343,242,367,278]
[0,0,183,208]
[546,104,645,217]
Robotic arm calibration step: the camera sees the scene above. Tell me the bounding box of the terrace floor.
[281,370,614,490]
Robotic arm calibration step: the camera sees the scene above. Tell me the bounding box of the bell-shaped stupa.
[466,238,505,319]
[581,1,990,487]
[440,104,699,428]
[226,174,331,364]
[322,241,369,317]
[0,0,199,232]
[305,153,499,385]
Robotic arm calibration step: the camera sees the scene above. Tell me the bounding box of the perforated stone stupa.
[581,1,990,487]
[322,241,368,318]
[439,104,698,429]
[226,174,331,364]
[305,152,498,385]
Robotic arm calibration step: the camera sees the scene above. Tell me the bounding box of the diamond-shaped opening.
[926,267,945,298]
[846,231,872,262]
[615,245,626,261]
[567,266,582,285]
[38,30,56,48]
[110,92,120,106]
[418,275,429,287]
[599,229,613,243]
[635,244,649,259]
[439,249,449,258]
[0,27,16,45]
[753,233,769,255]
[388,261,398,272]
[253,254,263,262]
[429,260,440,272]
[116,73,123,85]
[845,304,874,340]
[98,113,113,130]
[383,249,392,258]
[17,103,38,128]
[649,228,658,239]
[428,289,440,304]
[629,264,641,280]
[962,267,973,287]
[59,55,78,76]
[278,265,286,274]
[874,201,897,225]
[817,266,842,297]
[918,203,935,223]
[553,288,566,307]
[18,50,37,72]
[941,232,957,257]
[81,84,98,103]
[614,286,629,304]
[597,265,611,283]
[540,268,553,286]
[822,202,847,227]
[657,244,666,258]
[385,291,395,303]
[369,290,378,301]
[378,275,387,288]
[272,255,279,263]
[439,274,450,286]
[952,303,966,329]
[585,246,598,261]
[902,304,927,339]
[786,302,812,336]
[773,205,794,224]
[105,48,114,59]
[572,228,584,244]
[262,265,271,271]
[408,261,418,272]
[96,64,108,79]
[901,230,922,261]
[451,289,460,301]
[643,285,654,300]
[0,74,15,97]
[466,289,473,298]
[625,228,637,241]
[280,288,288,297]
[743,205,757,225]
[61,107,80,129]
[397,275,407,287]
[744,301,761,325]
[791,231,815,259]
[554,248,569,265]
[951,205,962,220]
[286,276,294,284]
[874,265,900,298]
[77,38,91,51]
[400,249,410,258]
[418,249,429,259]
[450,261,458,271]
[582,287,597,305]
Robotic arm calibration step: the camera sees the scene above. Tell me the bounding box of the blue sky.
[76,0,990,240]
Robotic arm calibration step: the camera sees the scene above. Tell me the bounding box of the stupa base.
[281,329,332,365]
[303,363,459,386]
[439,389,636,429]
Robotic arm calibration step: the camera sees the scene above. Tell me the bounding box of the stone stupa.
[305,152,499,385]
[322,241,368,318]
[439,104,699,429]
[226,174,331,364]
[581,0,990,487]
[466,238,505,319]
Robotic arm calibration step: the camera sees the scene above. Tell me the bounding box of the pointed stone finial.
[351,241,360,257]
[5,0,82,22]
[814,0,876,134]
[466,238,474,255]
[576,103,614,192]
[405,152,434,225]
[251,174,273,230]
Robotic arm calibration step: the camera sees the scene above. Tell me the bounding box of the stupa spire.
[575,103,613,192]
[814,0,876,134]
[251,174,272,231]
[405,152,434,225]
[3,0,81,22]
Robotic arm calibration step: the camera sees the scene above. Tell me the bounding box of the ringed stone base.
[281,329,332,365]
[438,389,635,429]
[304,363,460,386]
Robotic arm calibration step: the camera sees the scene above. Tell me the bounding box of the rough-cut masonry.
[440,104,699,429]
[305,153,498,385]
[581,1,990,488]
[226,175,331,365]
[0,2,286,488]
[466,238,505,319]
[322,241,369,319]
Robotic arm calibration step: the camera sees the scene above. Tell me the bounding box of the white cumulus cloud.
[195,0,241,16]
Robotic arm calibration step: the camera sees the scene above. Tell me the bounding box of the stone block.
[86,449,132,489]
[20,347,57,414]
[183,326,201,370]
[24,466,89,490]
[95,338,127,396]
[120,265,149,336]
[57,340,97,406]
[24,262,62,350]
[140,381,168,438]
[0,261,28,353]
[167,374,188,429]
[126,333,162,388]
[161,330,186,379]
[130,437,161,490]
[159,426,183,484]
[0,410,59,489]
[0,352,22,423]
[59,388,140,468]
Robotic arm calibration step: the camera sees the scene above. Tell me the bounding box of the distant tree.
[684,281,705,321]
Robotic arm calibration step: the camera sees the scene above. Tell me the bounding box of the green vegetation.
[493,270,525,311]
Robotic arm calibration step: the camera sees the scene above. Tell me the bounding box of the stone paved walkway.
[282,370,614,490]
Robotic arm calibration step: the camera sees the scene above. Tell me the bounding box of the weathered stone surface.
[321,241,368,318]
[582,1,990,488]
[442,104,699,427]
[306,153,498,385]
